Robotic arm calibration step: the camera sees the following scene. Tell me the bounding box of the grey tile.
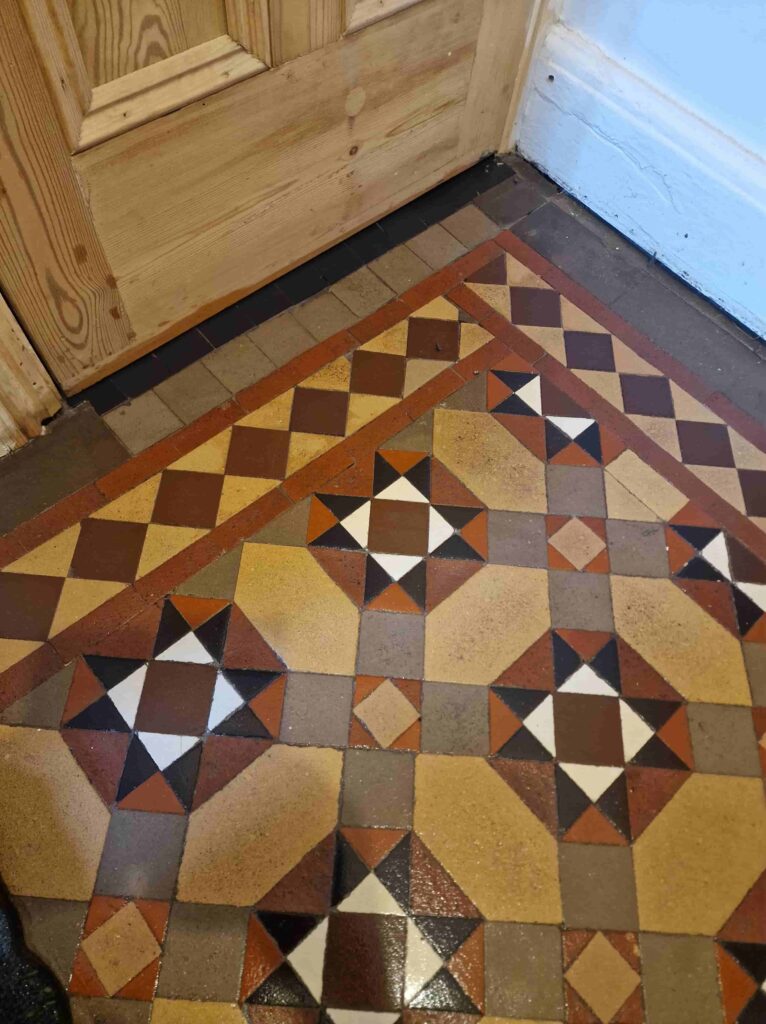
[14,896,87,989]
[502,153,561,198]
[369,245,431,294]
[641,934,722,1024]
[553,191,650,273]
[103,391,182,456]
[175,545,242,599]
[439,373,486,411]
[0,663,73,727]
[95,811,187,899]
[547,465,606,517]
[549,571,614,631]
[330,266,395,318]
[687,703,761,776]
[406,224,467,269]
[476,177,550,228]
[70,997,151,1023]
[153,363,230,424]
[341,748,414,827]
[421,681,488,755]
[280,672,353,747]
[247,498,311,545]
[293,291,358,340]
[559,844,638,930]
[248,311,316,367]
[157,903,249,1001]
[485,922,563,1019]
[606,520,669,577]
[743,642,766,705]
[441,204,501,248]
[386,411,433,452]
[202,334,275,393]
[357,611,425,679]
[488,511,547,567]
[0,406,128,532]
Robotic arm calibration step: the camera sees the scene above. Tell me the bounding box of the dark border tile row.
[71,157,514,415]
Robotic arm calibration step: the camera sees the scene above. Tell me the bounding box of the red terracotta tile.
[448,923,484,1013]
[96,434,185,501]
[310,547,367,606]
[0,533,25,570]
[192,736,271,811]
[719,870,766,943]
[489,691,522,752]
[399,265,463,311]
[491,759,558,835]
[425,559,482,612]
[452,238,503,280]
[563,804,627,846]
[409,834,479,917]
[341,827,407,870]
[283,446,357,501]
[625,766,689,839]
[257,832,335,914]
[223,606,285,671]
[494,632,554,691]
[62,729,130,805]
[240,915,282,1002]
[118,772,185,814]
[348,299,410,343]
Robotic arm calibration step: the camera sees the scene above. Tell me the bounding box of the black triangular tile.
[597,772,631,838]
[494,370,538,392]
[623,697,679,731]
[435,505,481,529]
[493,393,539,417]
[116,735,158,800]
[552,633,581,687]
[721,942,766,984]
[408,967,478,1012]
[677,557,726,582]
[670,525,721,551]
[590,638,621,692]
[413,917,479,960]
[491,686,549,718]
[740,990,766,1024]
[221,668,280,702]
[153,601,191,658]
[83,655,145,690]
[163,742,203,810]
[576,421,602,463]
[630,734,689,771]
[195,606,231,662]
[431,534,483,561]
[373,453,401,495]
[213,704,270,739]
[332,834,369,906]
[732,585,763,636]
[364,557,394,603]
[258,912,322,956]
[376,833,410,912]
[404,456,431,500]
[554,764,591,832]
[247,962,318,1007]
[313,523,364,551]
[65,694,131,733]
[399,560,427,609]
[497,726,553,763]
[544,419,570,460]
[316,493,368,520]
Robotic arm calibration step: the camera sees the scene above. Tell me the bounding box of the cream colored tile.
[467,282,511,320]
[606,450,687,521]
[152,1001,245,1024]
[361,320,408,355]
[355,679,419,748]
[560,297,605,333]
[574,370,624,409]
[0,639,43,674]
[413,296,459,320]
[91,475,162,523]
[236,543,358,674]
[549,518,605,570]
[434,409,546,512]
[81,902,160,997]
[0,726,110,899]
[346,394,398,433]
[425,565,550,685]
[634,774,766,934]
[669,382,722,423]
[731,429,766,471]
[459,322,492,359]
[611,337,662,375]
[627,415,682,460]
[688,465,745,512]
[604,474,659,522]
[415,755,561,922]
[522,326,566,362]
[169,430,231,474]
[5,525,80,577]
[178,744,342,905]
[506,253,549,289]
[137,525,207,578]
[565,932,639,1022]
[286,432,340,475]
[403,359,446,397]
[303,357,351,392]
[49,578,125,635]
[238,390,293,430]
[216,477,275,525]
[611,576,750,704]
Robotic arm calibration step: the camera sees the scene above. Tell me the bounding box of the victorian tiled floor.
[1,229,765,1024]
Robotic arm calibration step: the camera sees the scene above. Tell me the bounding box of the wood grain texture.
[0,292,61,453]
[269,0,342,64]
[345,0,422,33]
[70,0,227,85]
[226,0,272,64]
[0,2,133,392]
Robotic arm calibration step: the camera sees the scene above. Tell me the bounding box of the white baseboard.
[516,22,766,339]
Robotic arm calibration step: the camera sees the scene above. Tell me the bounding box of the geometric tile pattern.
[350,676,421,750]
[563,930,643,1023]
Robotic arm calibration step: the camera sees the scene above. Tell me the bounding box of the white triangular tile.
[369,552,423,582]
[341,501,372,548]
[156,632,213,665]
[560,763,623,802]
[547,415,594,439]
[515,377,542,415]
[137,732,199,771]
[376,477,429,503]
[404,918,444,1004]
[700,532,731,580]
[558,664,616,697]
[524,694,556,756]
[207,672,244,731]
[427,507,454,552]
[737,581,766,613]
[287,918,327,1002]
[108,665,147,729]
[337,872,404,916]
[619,700,654,761]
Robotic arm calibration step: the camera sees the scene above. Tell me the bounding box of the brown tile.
[341,747,414,827]
[739,468,766,515]
[547,465,607,518]
[151,469,223,529]
[606,520,669,577]
[357,611,424,679]
[641,934,722,1024]
[441,205,499,248]
[134,661,216,735]
[554,692,623,765]
[323,912,406,1009]
[406,318,461,361]
[279,672,353,747]
[687,703,761,776]
[549,571,614,631]
[511,286,562,327]
[154,363,230,424]
[485,922,564,1018]
[15,895,87,988]
[421,681,488,755]
[95,811,187,899]
[331,266,396,318]
[157,903,249,1001]
[676,420,736,467]
[564,330,616,371]
[248,311,317,367]
[202,335,275,393]
[225,425,290,479]
[292,291,357,340]
[368,499,429,555]
[70,997,151,1023]
[289,387,349,436]
[620,374,675,417]
[407,224,467,269]
[70,519,147,583]
[0,573,64,640]
[370,245,431,294]
[559,844,638,930]
[743,642,766,705]
[350,350,406,397]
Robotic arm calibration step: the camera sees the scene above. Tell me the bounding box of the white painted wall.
[515,0,766,337]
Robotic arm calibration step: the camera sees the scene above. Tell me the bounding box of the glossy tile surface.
[1,232,764,1023]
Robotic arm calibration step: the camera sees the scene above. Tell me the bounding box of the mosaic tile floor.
[0,232,765,1024]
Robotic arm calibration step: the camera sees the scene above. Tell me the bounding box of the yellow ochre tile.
[169,429,231,474]
[522,326,566,362]
[403,359,446,397]
[136,525,207,578]
[355,679,419,748]
[49,578,125,636]
[606,450,686,521]
[688,465,745,512]
[91,474,162,523]
[346,394,398,433]
[151,1001,245,1023]
[560,297,604,333]
[239,389,294,430]
[505,253,549,289]
[81,902,160,997]
[361,320,408,356]
[413,296,460,320]
[467,282,511,321]
[286,432,340,475]
[574,370,624,409]
[611,336,662,375]
[565,932,639,1022]
[669,381,722,423]
[604,474,659,522]
[215,476,275,525]
[303,357,351,392]
[5,524,80,577]
[459,321,492,359]
[627,415,682,460]
[0,638,43,674]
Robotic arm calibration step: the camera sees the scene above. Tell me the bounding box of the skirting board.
[515,22,766,339]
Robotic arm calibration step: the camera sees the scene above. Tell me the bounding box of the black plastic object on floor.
[0,891,71,1024]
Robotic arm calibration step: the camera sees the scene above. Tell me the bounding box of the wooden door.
[1,0,538,393]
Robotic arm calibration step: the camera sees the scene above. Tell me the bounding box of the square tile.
[80,901,162,997]
[606,520,669,577]
[620,374,675,417]
[293,291,357,340]
[70,519,147,583]
[739,469,766,515]
[487,511,548,567]
[687,703,761,776]
[322,912,406,1009]
[406,317,461,362]
[280,672,353,747]
[369,245,431,294]
[134,661,217,735]
[154,363,230,424]
[152,470,224,529]
[341,748,414,827]
[350,350,406,397]
[547,465,607,518]
[676,420,735,467]
[549,571,614,631]
[554,692,623,765]
[559,845,638,930]
[485,921,564,1018]
[225,425,290,479]
[368,499,430,555]
[421,681,488,754]
[202,335,275,393]
[0,573,64,640]
[104,392,182,457]
[564,331,616,371]
[641,934,722,1024]
[330,266,395,318]
[441,204,498,247]
[289,387,349,436]
[549,517,606,571]
[248,311,316,367]
[565,930,641,1023]
[95,811,187,899]
[353,677,420,749]
[407,223,467,269]
[510,287,562,327]
[157,903,249,1001]
[357,611,425,679]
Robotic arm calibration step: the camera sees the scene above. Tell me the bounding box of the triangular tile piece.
[491,759,558,834]
[555,629,613,663]
[207,673,244,730]
[287,918,328,1003]
[259,912,323,956]
[373,453,402,495]
[551,632,582,685]
[404,456,431,500]
[425,558,481,613]
[169,595,228,630]
[311,547,367,606]
[409,836,479,918]
[152,600,190,658]
[376,834,411,912]
[655,708,694,768]
[733,586,764,636]
[368,580,423,614]
[431,534,483,561]
[555,767,596,833]
[381,450,429,475]
[563,803,627,846]
[192,736,270,811]
[117,770,185,814]
[163,742,203,810]
[257,833,335,915]
[494,413,548,460]
[625,766,688,838]
[544,419,571,460]
[66,694,131,733]
[495,632,554,691]
[137,732,199,772]
[448,923,484,1011]
[62,729,131,805]
[49,578,124,636]
[331,834,369,906]
[156,632,212,665]
[337,872,404,916]
[597,772,632,837]
[341,827,408,870]
[413,917,479,960]
[317,493,370,520]
[240,915,282,1002]
[62,660,106,724]
[631,733,689,771]
[498,725,554,763]
[84,655,145,690]
[717,947,759,1023]
[721,942,766,985]
[108,665,147,729]
[247,962,318,1007]
[558,664,616,697]
[576,421,603,462]
[116,735,162,800]
[404,918,444,1006]
[407,967,478,1012]
[619,700,655,760]
[560,763,623,803]
[194,606,231,661]
[213,703,270,739]
[306,496,339,543]
[589,638,621,691]
[720,872,766,943]
[617,639,682,700]
[222,606,286,671]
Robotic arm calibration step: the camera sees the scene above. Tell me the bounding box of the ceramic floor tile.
[546,466,607,519]
[687,703,761,776]
[564,931,640,1023]
[487,511,548,567]
[441,204,499,247]
[606,521,669,577]
[743,642,766,705]
[78,900,163,997]
[421,681,489,755]
[640,934,722,1024]
[484,923,564,1019]
[292,292,357,341]
[151,1001,245,1023]
[548,571,614,632]
[407,224,468,269]
[174,545,243,599]
[95,811,187,899]
[0,661,73,727]
[352,676,420,749]
[341,748,415,828]
[104,392,183,456]
[357,612,425,680]
[330,266,395,318]
[559,845,638,931]
[154,364,230,425]
[280,673,353,747]
[71,997,151,1023]
[605,451,687,522]
[15,896,88,990]
[156,903,249,1001]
